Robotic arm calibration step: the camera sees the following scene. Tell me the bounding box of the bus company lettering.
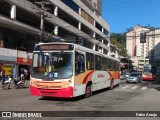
[97,74,105,78]
[40,45,68,50]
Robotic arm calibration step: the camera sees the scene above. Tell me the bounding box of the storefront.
[17,55,32,80]
[0,61,17,79]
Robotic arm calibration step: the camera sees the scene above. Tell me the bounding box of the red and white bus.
[141,64,157,81]
[30,42,120,98]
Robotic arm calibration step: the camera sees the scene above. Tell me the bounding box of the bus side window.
[75,52,85,75]
[86,53,94,70]
[95,55,101,70]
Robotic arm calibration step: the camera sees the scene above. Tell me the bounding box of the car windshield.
[130,73,140,77]
[31,52,73,80]
[121,73,125,75]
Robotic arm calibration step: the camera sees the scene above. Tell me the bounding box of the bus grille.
[37,85,61,89]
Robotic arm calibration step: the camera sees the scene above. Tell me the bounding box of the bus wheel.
[85,84,92,98]
[110,79,114,90]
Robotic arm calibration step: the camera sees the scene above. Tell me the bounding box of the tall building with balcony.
[126,25,160,71]
[0,0,110,77]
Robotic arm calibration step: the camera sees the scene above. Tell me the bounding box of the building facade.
[0,0,111,77]
[126,25,160,71]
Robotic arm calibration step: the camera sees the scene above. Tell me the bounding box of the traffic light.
[140,32,146,43]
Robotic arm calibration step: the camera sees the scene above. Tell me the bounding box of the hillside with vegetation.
[110,33,128,57]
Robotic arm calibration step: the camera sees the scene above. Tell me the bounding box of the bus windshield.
[143,65,151,73]
[31,52,73,80]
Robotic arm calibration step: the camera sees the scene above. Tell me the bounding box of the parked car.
[125,73,130,78]
[126,72,141,83]
[120,73,127,80]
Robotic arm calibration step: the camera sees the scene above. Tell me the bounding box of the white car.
[126,72,141,83]
[120,73,127,80]
[125,73,130,78]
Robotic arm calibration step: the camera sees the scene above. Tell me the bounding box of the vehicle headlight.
[64,80,72,87]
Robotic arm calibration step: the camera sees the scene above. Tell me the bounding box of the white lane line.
[141,86,147,90]
[131,86,139,89]
[151,88,156,90]
[122,85,130,89]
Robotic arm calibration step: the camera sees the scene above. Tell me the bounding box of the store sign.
[17,57,32,65]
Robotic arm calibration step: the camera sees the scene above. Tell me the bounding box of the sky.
[102,0,160,33]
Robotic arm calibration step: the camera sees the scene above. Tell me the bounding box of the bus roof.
[35,42,120,62]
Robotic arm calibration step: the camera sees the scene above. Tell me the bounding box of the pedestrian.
[24,69,28,80]
[20,68,25,81]
[1,70,6,85]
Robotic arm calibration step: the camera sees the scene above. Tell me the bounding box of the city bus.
[30,42,120,98]
[141,64,157,81]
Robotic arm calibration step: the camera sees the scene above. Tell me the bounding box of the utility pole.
[35,0,51,42]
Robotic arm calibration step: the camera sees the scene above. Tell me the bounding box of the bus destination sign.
[37,44,74,51]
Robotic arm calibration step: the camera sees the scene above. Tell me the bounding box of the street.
[0,80,160,120]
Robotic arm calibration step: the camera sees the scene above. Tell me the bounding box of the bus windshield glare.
[144,66,151,73]
[31,52,73,80]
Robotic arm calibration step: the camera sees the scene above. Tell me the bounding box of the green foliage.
[110,33,128,57]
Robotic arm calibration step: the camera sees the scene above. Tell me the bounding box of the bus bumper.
[30,85,74,98]
[142,76,156,81]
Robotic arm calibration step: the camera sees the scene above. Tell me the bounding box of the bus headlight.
[31,82,37,87]
[64,80,72,87]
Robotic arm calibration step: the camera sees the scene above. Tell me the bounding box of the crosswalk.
[113,84,156,92]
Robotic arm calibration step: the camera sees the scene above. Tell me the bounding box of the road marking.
[131,86,139,89]
[122,85,129,89]
[151,88,156,90]
[141,87,147,90]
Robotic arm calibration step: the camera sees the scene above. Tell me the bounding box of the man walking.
[1,70,6,85]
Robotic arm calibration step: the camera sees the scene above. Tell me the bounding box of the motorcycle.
[3,75,25,89]
[3,75,13,90]
[13,77,25,89]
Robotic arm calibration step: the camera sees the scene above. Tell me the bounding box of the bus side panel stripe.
[108,71,120,80]
[82,71,94,84]
[107,71,112,80]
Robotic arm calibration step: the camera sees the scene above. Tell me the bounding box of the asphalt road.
[0,80,160,120]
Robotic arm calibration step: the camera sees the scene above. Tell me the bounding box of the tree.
[110,33,128,57]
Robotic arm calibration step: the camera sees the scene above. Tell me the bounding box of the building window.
[95,22,102,31]
[61,0,79,12]
[81,9,94,25]
[104,28,109,36]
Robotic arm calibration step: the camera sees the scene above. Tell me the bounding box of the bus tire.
[85,83,92,98]
[110,79,114,90]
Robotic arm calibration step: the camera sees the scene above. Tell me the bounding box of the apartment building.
[126,25,160,70]
[0,0,110,77]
